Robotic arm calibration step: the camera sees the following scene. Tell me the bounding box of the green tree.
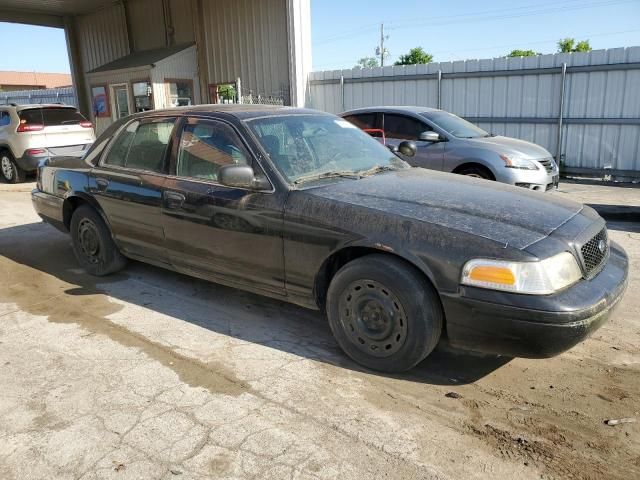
[558,38,592,53]
[574,40,592,52]
[394,47,433,66]
[506,49,540,57]
[218,84,236,101]
[356,57,379,68]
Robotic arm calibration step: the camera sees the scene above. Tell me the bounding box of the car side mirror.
[419,131,441,142]
[398,140,417,157]
[218,164,270,190]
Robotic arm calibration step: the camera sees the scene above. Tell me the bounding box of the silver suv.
[0,104,95,183]
[341,106,559,192]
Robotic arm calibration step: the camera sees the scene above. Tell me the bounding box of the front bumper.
[440,242,629,358]
[496,166,559,192]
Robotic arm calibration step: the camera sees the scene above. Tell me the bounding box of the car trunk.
[18,107,95,154]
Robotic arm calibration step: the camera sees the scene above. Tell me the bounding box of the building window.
[132,81,153,112]
[167,80,193,107]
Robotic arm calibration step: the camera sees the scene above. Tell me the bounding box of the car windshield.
[246,114,408,184]
[424,111,489,139]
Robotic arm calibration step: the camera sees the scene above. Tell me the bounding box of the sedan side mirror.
[218,164,270,190]
[419,131,442,142]
[398,140,417,157]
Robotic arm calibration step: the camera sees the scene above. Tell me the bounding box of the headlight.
[461,251,582,295]
[500,154,539,170]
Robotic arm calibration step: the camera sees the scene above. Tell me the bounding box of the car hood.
[465,135,552,159]
[307,168,583,250]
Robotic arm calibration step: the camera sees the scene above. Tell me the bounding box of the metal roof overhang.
[0,0,114,27]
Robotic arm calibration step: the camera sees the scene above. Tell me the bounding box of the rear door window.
[0,111,10,127]
[343,113,376,129]
[103,118,176,173]
[383,114,430,140]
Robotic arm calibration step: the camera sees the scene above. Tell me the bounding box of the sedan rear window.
[19,108,87,126]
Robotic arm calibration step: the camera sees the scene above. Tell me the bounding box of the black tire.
[70,205,126,276]
[326,254,443,372]
[0,150,25,184]
[456,165,494,180]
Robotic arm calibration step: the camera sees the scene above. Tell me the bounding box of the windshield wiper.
[293,170,360,185]
[358,164,397,177]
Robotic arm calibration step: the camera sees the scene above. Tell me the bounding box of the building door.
[111,84,131,120]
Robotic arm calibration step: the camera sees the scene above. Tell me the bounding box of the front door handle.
[95,178,109,190]
[164,191,185,209]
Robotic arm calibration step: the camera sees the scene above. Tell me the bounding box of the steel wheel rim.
[465,173,483,178]
[338,279,408,358]
[77,218,101,264]
[1,156,13,180]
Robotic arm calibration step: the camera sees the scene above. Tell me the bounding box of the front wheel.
[70,205,126,276]
[456,165,494,180]
[326,254,443,372]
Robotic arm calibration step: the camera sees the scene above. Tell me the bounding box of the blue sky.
[0,0,639,74]
[312,0,640,70]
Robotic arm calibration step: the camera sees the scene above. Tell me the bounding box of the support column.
[286,0,312,107]
[63,16,90,118]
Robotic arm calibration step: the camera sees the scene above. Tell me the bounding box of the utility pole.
[376,23,389,67]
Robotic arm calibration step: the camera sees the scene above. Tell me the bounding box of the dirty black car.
[32,105,629,372]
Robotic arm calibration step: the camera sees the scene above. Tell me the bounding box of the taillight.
[26,148,47,155]
[17,120,44,132]
[80,121,93,128]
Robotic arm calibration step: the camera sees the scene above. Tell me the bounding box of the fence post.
[236,77,242,104]
[556,63,567,167]
[340,75,345,112]
[437,70,442,109]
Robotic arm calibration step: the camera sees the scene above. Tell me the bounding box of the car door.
[162,116,285,295]
[90,116,176,265]
[382,113,445,170]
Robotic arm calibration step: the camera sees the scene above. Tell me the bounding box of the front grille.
[537,157,555,173]
[580,228,609,277]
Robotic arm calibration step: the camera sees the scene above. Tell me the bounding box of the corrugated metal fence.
[0,87,78,107]
[307,47,640,177]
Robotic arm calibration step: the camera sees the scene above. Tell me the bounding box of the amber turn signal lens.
[468,266,516,285]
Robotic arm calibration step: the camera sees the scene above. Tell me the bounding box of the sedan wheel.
[70,205,127,276]
[338,279,408,357]
[327,254,443,372]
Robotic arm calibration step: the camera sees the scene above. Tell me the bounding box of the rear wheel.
[0,151,25,184]
[326,254,443,372]
[456,165,494,180]
[70,205,126,276]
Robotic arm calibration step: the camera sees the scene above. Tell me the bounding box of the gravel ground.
[0,182,638,480]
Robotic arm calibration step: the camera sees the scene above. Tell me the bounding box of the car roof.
[1,103,78,111]
[136,104,329,121]
[340,106,443,116]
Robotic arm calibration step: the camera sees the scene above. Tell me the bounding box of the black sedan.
[31,105,629,372]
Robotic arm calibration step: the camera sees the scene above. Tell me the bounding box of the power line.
[314,0,584,42]
[314,0,637,45]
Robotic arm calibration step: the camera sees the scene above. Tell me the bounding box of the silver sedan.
[341,106,559,192]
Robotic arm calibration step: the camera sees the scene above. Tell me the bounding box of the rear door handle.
[164,191,185,209]
[95,178,109,190]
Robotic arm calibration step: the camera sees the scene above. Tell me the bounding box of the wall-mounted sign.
[91,86,110,118]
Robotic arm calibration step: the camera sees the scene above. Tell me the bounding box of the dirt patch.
[0,225,250,397]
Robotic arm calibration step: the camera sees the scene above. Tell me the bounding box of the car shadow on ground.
[0,221,510,386]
